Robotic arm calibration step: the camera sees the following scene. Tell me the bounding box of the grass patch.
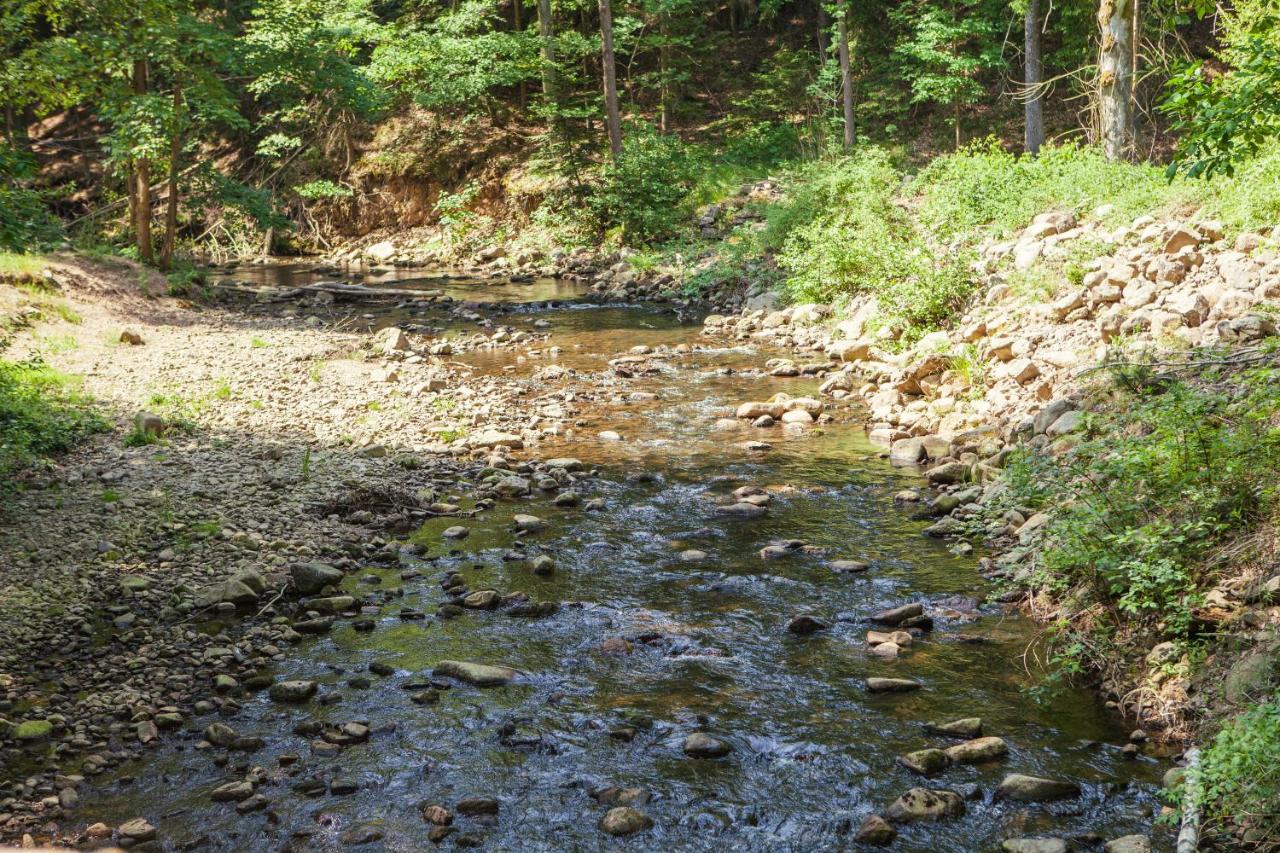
[0,252,49,280]
[0,357,107,491]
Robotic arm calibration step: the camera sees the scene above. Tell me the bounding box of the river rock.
[14,719,52,742]
[683,733,731,758]
[714,502,767,518]
[869,603,923,626]
[924,717,982,739]
[118,818,156,843]
[832,559,869,573]
[898,748,951,776]
[855,814,897,845]
[210,781,255,803]
[1002,839,1068,853]
[434,660,518,686]
[944,736,1007,763]
[456,796,500,815]
[443,525,470,539]
[462,589,501,609]
[513,514,545,532]
[268,680,317,703]
[884,788,965,822]
[291,562,344,595]
[786,614,829,635]
[599,806,653,836]
[995,774,1081,802]
[866,678,921,693]
[1104,836,1152,853]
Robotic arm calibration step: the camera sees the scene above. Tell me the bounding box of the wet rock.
[995,774,1081,802]
[1002,839,1068,853]
[268,680,317,703]
[944,736,1007,763]
[855,814,897,845]
[683,732,732,758]
[884,788,965,823]
[210,781,255,802]
[924,718,983,738]
[291,562,344,595]
[599,806,653,836]
[341,824,385,845]
[898,748,951,776]
[786,614,829,635]
[529,554,555,575]
[714,502,767,519]
[1104,836,1152,853]
[869,603,923,626]
[443,525,470,540]
[434,660,519,686]
[866,678,921,693]
[462,589,501,609]
[831,559,869,573]
[456,796,500,815]
[513,514,545,533]
[118,817,156,843]
[420,804,453,825]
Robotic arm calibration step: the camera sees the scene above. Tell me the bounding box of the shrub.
[0,147,61,252]
[1189,693,1280,844]
[774,149,976,340]
[586,127,703,243]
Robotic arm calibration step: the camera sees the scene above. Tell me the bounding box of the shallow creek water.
[88,265,1167,851]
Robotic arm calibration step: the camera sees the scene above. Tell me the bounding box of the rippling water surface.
[87,265,1167,851]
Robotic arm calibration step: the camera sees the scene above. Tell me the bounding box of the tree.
[891,0,1005,149]
[537,0,555,99]
[1096,0,1135,159]
[835,0,855,150]
[598,0,622,159]
[1024,0,1044,154]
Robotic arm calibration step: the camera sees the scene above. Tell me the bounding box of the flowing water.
[87,264,1168,851]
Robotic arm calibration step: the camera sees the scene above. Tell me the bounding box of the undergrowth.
[0,357,107,491]
[978,343,1280,707]
[1185,692,1280,847]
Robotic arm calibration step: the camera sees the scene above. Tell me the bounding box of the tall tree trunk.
[514,0,528,109]
[160,79,183,271]
[132,59,153,264]
[659,13,672,132]
[1097,0,1135,160]
[835,0,854,150]
[1024,0,1044,154]
[598,0,623,160]
[537,0,555,100]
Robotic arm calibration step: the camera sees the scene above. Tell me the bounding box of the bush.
[0,358,107,492]
[915,139,1188,240]
[0,147,61,252]
[1190,693,1280,844]
[774,149,976,340]
[586,127,704,243]
[990,351,1280,669]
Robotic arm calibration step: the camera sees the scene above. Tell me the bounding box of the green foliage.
[773,148,975,339]
[889,0,1005,129]
[1188,694,1280,843]
[585,127,703,242]
[993,353,1280,670]
[0,358,107,491]
[0,147,60,252]
[916,140,1185,239]
[1164,0,1280,179]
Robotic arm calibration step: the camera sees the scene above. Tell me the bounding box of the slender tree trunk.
[835,0,854,150]
[598,0,623,160]
[160,78,183,271]
[955,98,961,149]
[815,0,828,59]
[537,0,555,99]
[514,0,528,109]
[659,13,672,132]
[1024,0,1044,154]
[1097,0,1135,160]
[132,59,153,264]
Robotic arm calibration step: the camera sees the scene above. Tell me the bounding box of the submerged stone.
[433,660,519,686]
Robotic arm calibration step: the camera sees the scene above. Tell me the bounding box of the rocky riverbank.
[697,208,1280,744]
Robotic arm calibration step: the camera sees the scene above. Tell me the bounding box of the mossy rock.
[14,719,53,742]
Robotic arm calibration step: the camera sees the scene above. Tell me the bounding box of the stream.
[85,264,1168,851]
